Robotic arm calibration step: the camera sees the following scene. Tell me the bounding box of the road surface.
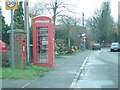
[1,48,119,89]
[74,48,119,88]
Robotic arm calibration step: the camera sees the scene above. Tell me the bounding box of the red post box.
[33,16,54,67]
[22,36,26,61]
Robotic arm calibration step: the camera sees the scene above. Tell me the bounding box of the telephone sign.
[5,0,18,10]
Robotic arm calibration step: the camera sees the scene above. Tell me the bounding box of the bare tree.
[29,0,77,25]
[29,1,45,20]
[86,1,115,46]
[59,15,72,51]
[58,15,83,50]
[43,0,70,25]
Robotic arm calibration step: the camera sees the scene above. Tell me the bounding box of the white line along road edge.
[70,56,89,88]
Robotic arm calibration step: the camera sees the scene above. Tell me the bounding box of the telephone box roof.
[33,15,52,20]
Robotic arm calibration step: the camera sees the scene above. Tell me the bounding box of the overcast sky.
[0,0,119,25]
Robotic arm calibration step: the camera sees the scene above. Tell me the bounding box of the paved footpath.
[2,50,92,88]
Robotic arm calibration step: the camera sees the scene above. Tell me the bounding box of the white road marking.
[21,83,30,88]
[70,56,89,88]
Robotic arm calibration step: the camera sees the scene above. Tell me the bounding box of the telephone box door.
[36,27,48,64]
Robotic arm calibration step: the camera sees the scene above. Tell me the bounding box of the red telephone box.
[33,16,54,67]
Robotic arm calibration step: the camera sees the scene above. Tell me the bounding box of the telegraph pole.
[82,12,86,49]
[82,12,84,27]
[118,2,120,43]
[24,0,30,63]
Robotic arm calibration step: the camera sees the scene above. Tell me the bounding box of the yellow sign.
[5,0,18,10]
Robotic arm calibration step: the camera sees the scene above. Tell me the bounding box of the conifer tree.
[14,1,24,30]
[0,7,10,44]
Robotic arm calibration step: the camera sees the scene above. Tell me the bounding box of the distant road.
[75,48,118,88]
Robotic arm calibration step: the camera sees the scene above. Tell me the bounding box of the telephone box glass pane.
[37,27,48,31]
[39,31,48,35]
[36,26,48,63]
[37,36,48,42]
[37,54,48,63]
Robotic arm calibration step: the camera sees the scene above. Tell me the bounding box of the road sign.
[5,0,18,10]
[5,0,18,77]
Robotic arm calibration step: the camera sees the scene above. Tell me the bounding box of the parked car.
[0,40,9,67]
[0,40,8,52]
[110,42,120,52]
[92,43,101,50]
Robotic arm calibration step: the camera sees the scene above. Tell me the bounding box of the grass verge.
[0,65,53,80]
